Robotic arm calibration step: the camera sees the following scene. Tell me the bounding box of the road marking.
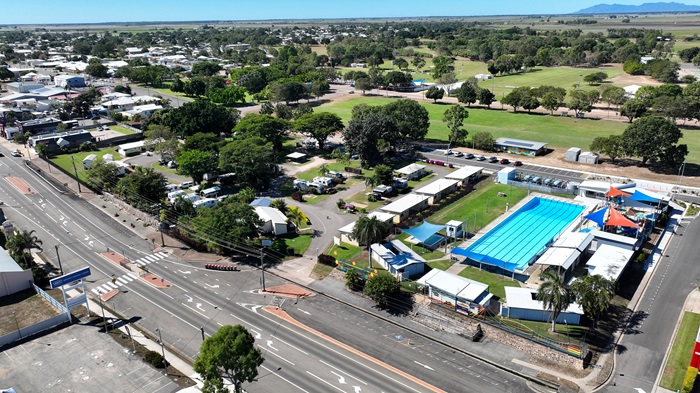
[180,302,207,318]
[116,277,129,285]
[205,283,220,289]
[266,340,277,351]
[331,371,346,384]
[260,365,309,393]
[261,346,294,365]
[185,295,193,303]
[353,387,362,393]
[319,359,367,385]
[306,371,345,392]
[196,303,205,312]
[177,270,191,274]
[107,282,118,289]
[251,329,262,339]
[297,308,311,315]
[271,335,309,355]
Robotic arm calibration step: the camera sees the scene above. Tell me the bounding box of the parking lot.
[0,324,177,393]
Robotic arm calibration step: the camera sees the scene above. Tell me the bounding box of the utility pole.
[124,324,136,353]
[260,250,266,292]
[155,328,167,373]
[69,155,81,192]
[99,296,108,333]
[200,326,205,342]
[55,244,63,276]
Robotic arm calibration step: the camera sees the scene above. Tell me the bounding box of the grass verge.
[457,265,521,301]
[660,311,700,390]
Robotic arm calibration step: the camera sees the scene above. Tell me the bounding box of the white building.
[417,269,494,314]
[54,75,85,88]
[501,287,584,325]
[254,206,288,236]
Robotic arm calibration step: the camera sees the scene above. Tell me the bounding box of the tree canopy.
[233,113,289,152]
[293,112,344,150]
[219,137,276,190]
[364,271,400,308]
[621,116,687,166]
[194,324,264,393]
[442,105,469,145]
[160,100,239,138]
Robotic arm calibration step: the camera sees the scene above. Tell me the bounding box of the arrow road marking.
[84,235,89,241]
[62,221,68,226]
[205,283,220,289]
[251,329,261,339]
[88,241,93,247]
[414,361,434,370]
[185,295,193,303]
[353,386,362,393]
[634,389,647,393]
[177,269,191,274]
[297,308,311,315]
[266,340,277,351]
[196,303,205,312]
[331,371,346,384]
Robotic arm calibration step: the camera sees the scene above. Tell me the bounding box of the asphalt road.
[0,148,536,392]
[600,214,700,393]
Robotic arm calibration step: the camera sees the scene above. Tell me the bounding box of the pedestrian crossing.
[131,251,168,267]
[90,252,169,296]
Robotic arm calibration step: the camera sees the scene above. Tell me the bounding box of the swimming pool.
[452,197,585,272]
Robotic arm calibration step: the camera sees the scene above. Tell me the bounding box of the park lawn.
[147,86,194,102]
[457,266,521,302]
[475,66,626,98]
[504,317,589,344]
[429,182,528,231]
[283,232,313,256]
[660,311,700,391]
[50,147,119,183]
[395,232,446,260]
[427,260,453,271]
[326,242,363,262]
[152,162,180,175]
[311,263,334,279]
[294,160,370,181]
[318,95,700,164]
[108,125,136,135]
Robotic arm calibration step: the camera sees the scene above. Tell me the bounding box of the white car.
[10,151,21,157]
[475,155,486,161]
[444,149,453,155]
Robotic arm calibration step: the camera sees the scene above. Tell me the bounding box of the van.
[167,190,186,204]
[179,181,194,190]
[201,186,221,198]
[193,198,217,209]
[312,176,333,187]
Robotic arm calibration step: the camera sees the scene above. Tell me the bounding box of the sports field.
[318,96,700,164]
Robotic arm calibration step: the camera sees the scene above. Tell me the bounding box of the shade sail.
[605,208,639,228]
[606,187,631,198]
[402,222,446,244]
[451,247,522,272]
[629,190,660,203]
[584,207,608,227]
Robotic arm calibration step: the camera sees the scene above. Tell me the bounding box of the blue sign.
[50,267,91,289]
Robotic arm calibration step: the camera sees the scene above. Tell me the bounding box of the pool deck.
[446,193,589,276]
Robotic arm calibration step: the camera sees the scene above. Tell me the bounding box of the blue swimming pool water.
[452,197,585,272]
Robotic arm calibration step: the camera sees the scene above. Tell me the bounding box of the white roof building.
[502,286,584,324]
[585,244,634,283]
[254,206,288,236]
[381,194,429,214]
[445,165,483,184]
[414,179,459,196]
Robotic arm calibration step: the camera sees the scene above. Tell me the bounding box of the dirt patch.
[530,356,592,379]
[0,288,61,336]
[264,284,315,298]
[536,372,581,393]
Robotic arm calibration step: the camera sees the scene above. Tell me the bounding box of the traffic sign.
[50,266,91,289]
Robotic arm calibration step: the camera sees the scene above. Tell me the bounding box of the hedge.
[682,366,698,393]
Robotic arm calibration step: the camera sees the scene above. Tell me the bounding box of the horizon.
[9,0,700,25]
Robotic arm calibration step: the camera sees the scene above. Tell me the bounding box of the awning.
[606,187,631,198]
[584,207,608,227]
[629,190,660,203]
[402,222,446,244]
[605,208,639,228]
[451,248,522,272]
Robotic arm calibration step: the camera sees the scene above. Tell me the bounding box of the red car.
[513,160,523,167]
[499,158,510,165]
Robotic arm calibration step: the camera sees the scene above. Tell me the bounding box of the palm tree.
[6,229,43,269]
[571,274,614,327]
[364,174,379,189]
[536,270,572,332]
[286,206,307,232]
[350,215,388,268]
[270,198,288,215]
[318,164,329,177]
[237,187,256,204]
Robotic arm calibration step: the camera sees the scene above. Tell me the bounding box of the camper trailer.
[82,154,97,170]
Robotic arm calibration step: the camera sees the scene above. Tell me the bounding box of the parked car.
[11,151,21,157]
[465,153,474,159]
[513,160,523,167]
[179,181,194,189]
[444,149,453,155]
[488,156,498,163]
[455,151,464,157]
[475,155,486,161]
[500,158,510,165]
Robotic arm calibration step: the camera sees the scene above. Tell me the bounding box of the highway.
[601,215,700,393]
[0,149,537,392]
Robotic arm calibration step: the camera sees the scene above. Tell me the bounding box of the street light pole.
[155,328,167,373]
[124,324,136,353]
[260,250,266,292]
[69,155,81,192]
[12,311,21,339]
[55,244,63,276]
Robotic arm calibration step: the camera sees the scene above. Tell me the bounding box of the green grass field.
[283,232,313,256]
[457,266,521,301]
[427,260,453,271]
[429,183,528,231]
[50,147,120,182]
[318,96,700,164]
[660,311,700,391]
[108,125,136,135]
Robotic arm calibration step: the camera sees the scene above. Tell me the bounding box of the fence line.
[33,283,69,314]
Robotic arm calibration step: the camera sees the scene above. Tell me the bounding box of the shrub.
[317,253,336,266]
[336,198,346,209]
[144,350,166,368]
[345,267,365,291]
[682,366,698,393]
[635,250,649,263]
[280,182,295,196]
[291,192,304,202]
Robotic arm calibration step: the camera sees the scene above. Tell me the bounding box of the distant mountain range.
[573,2,700,14]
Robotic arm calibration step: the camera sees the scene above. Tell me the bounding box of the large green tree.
[590,135,625,163]
[472,131,495,151]
[160,100,239,138]
[621,116,686,166]
[115,167,167,211]
[425,85,444,103]
[442,105,469,145]
[619,99,648,123]
[234,114,289,152]
[342,105,398,166]
[293,112,344,150]
[183,199,262,251]
[194,324,264,393]
[219,137,276,190]
[6,229,43,269]
[455,82,478,107]
[364,271,400,308]
[568,89,599,116]
[85,159,121,192]
[182,132,222,153]
[177,150,218,184]
[385,99,430,140]
[571,274,614,326]
[144,124,179,162]
[351,215,388,268]
[431,56,455,79]
[536,270,573,332]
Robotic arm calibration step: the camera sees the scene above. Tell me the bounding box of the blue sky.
[11,0,700,24]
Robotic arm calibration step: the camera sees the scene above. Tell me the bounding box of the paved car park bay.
[0,324,177,393]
